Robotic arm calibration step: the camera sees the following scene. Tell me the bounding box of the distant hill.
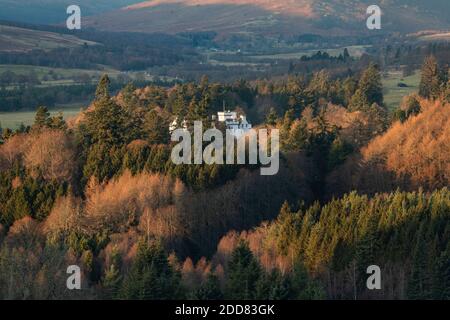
[0,24,97,52]
[85,0,450,37]
[0,0,138,24]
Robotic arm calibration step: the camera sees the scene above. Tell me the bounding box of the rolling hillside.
[0,25,97,52]
[0,0,138,24]
[85,0,450,37]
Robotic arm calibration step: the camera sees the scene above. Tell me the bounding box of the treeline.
[0,23,199,72]
[0,84,95,111]
[0,187,447,299]
[380,42,450,74]
[202,188,450,300]
[0,79,173,111]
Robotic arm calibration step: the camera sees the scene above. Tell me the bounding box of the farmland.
[382,70,421,110]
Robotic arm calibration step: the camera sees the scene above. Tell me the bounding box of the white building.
[169,110,252,139]
[217,110,252,138]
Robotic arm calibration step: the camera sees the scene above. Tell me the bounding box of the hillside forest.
[0,54,449,300]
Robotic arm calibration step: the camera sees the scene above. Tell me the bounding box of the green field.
[382,70,421,111]
[0,106,83,130]
[0,64,122,86]
[0,64,159,89]
[0,25,97,52]
[248,45,370,60]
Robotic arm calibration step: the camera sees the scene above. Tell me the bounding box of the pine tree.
[265,107,278,126]
[144,110,169,145]
[288,118,309,151]
[34,106,50,128]
[355,213,380,294]
[192,273,223,300]
[343,48,350,61]
[86,96,129,146]
[121,83,138,110]
[350,63,383,110]
[226,241,261,300]
[120,240,182,300]
[280,108,295,151]
[49,112,67,130]
[102,264,122,299]
[408,225,431,299]
[255,269,290,300]
[419,56,442,100]
[95,74,111,102]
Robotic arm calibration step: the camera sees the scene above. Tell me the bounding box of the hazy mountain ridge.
[0,0,138,24]
[85,0,450,36]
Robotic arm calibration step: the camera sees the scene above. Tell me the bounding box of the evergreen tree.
[355,213,380,293]
[408,225,431,299]
[120,240,182,300]
[419,56,442,100]
[343,48,350,61]
[265,107,278,126]
[144,110,169,145]
[280,108,295,151]
[350,63,383,110]
[95,74,111,102]
[192,273,223,300]
[287,118,309,151]
[49,112,67,130]
[121,83,138,110]
[34,106,51,128]
[86,80,130,146]
[226,241,261,300]
[255,269,290,300]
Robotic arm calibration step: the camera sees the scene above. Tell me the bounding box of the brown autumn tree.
[24,129,76,182]
[44,195,84,243]
[84,170,185,236]
[327,98,450,197]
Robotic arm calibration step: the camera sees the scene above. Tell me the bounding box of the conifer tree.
[49,112,67,130]
[226,241,261,300]
[120,240,182,300]
[95,74,111,102]
[192,273,223,300]
[144,110,169,145]
[350,63,383,110]
[419,56,442,100]
[34,106,51,128]
[265,107,278,126]
[255,269,290,300]
[408,225,431,299]
[86,77,130,146]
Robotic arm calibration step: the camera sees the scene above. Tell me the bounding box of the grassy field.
[382,70,421,111]
[248,45,370,60]
[0,25,97,52]
[0,106,83,130]
[0,64,160,88]
[0,64,121,83]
